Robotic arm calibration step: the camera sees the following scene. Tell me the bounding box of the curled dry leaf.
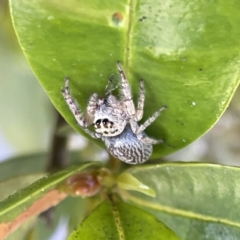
[0,190,67,240]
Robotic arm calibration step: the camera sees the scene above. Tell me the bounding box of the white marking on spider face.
[93,118,120,136]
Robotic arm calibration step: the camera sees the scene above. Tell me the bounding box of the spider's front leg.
[86,93,98,125]
[116,62,166,135]
[62,77,101,139]
[117,62,136,118]
[135,79,145,121]
[128,79,146,133]
[117,62,147,132]
[117,61,142,134]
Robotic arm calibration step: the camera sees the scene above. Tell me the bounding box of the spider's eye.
[103,119,109,125]
[95,119,101,125]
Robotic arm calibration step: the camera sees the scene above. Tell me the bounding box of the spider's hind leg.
[138,134,163,145]
[136,106,167,134]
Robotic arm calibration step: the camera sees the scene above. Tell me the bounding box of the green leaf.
[0,151,92,182]
[10,0,240,157]
[68,200,180,240]
[0,174,44,201]
[0,161,101,223]
[0,153,48,182]
[120,163,240,240]
[117,172,156,197]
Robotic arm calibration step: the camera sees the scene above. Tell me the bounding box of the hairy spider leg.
[117,62,166,139]
[135,79,145,121]
[139,136,164,144]
[62,78,101,139]
[136,106,167,134]
[86,93,98,124]
[116,62,136,118]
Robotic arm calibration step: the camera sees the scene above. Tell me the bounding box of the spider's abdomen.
[103,126,152,164]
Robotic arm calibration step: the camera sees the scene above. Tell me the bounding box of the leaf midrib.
[125,0,136,73]
[124,191,240,228]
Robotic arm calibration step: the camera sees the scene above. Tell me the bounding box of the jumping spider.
[62,62,166,164]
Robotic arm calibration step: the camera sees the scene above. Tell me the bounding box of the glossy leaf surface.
[10,0,240,158]
[69,201,180,240]
[121,163,240,240]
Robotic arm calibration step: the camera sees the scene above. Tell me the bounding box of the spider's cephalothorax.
[91,95,128,137]
[62,62,166,164]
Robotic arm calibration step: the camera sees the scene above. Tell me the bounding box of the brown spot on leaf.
[112,12,123,25]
